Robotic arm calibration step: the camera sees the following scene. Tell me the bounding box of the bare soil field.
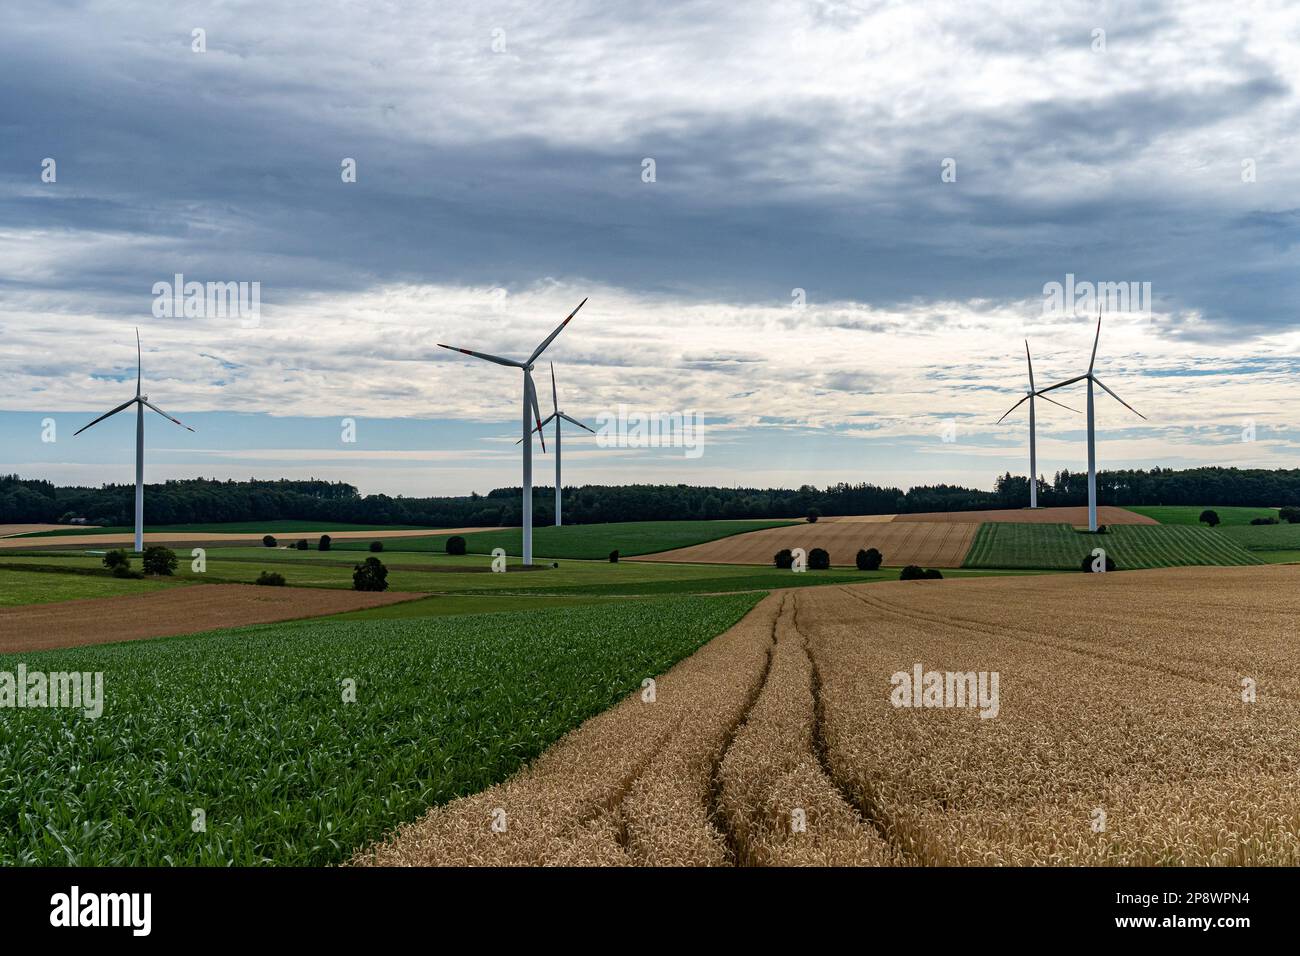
[0,526,494,551]
[632,520,977,568]
[0,583,423,653]
[893,506,1155,525]
[0,524,97,537]
[356,565,1300,866]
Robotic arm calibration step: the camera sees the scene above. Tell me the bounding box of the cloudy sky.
[2,0,1298,496]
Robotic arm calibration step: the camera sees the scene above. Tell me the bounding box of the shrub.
[899,565,925,580]
[111,564,143,580]
[369,540,384,553]
[806,508,820,523]
[293,539,307,550]
[923,568,944,579]
[808,547,830,570]
[353,556,389,592]
[255,571,286,587]
[262,535,277,548]
[1094,524,1109,534]
[856,547,883,571]
[141,546,178,576]
[318,534,332,551]
[445,535,467,556]
[609,549,619,563]
[774,548,794,570]
[1080,552,1117,573]
[102,549,130,571]
[1250,517,1278,526]
[1280,507,1300,524]
[1199,509,1220,527]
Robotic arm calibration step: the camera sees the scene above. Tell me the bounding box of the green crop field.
[0,567,182,606]
[1125,505,1280,526]
[13,520,435,538]
[1220,522,1300,552]
[964,522,1263,570]
[328,520,798,559]
[0,593,763,866]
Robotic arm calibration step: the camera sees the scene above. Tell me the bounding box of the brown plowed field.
[0,526,493,551]
[632,520,977,568]
[893,506,1154,525]
[357,564,1300,866]
[0,583,423,653]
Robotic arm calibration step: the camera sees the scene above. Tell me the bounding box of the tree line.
[3,467,1299,527]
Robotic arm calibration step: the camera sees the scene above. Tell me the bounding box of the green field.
[1219,522,1300,551]
[13,521,435,538]
[0,567,182,606]
[1125,505,1280,526]
[964,522,1263,570]
[0,593,763,866]
[327,520,798,559]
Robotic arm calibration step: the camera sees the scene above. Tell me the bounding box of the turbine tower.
[439,298,587,564]
[518,362,595,526]
[74,329,195,552]
[996,341,1078,508]
[1035,312,1146,531]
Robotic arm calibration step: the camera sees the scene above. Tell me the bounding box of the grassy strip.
[1125,505,1280,526]
[0,593,764,866]
[964,522,1262,570]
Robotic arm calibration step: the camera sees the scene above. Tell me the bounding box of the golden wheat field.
[355,564,1300,866]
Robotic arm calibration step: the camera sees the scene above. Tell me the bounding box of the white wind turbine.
[517,362,595,526]
[74,329,195,552]
[439,298,587,564]
[996,341,1078,508]
[1034,311,1146,531]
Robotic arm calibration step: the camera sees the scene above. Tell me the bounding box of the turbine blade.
[550,361,558,414]
[1025,340,1034,390]
[996,393,1030,425]
[142,398,196,431]
[1034,391,1080,414]
[1034,374,1087,397]
[437,343,524,368]
[514,413,557,444]
[73,398,137,436]
[1088,310,1101,374]
[1092,376,1147,420]
[526,372,546,452]
[559,412,595,433]
[528,297,587,365]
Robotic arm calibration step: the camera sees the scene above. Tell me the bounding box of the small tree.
[806,508,821,524]
[609,549,619,563]
[353,556,389,592]
[369,540,384,553]
[923,568,944,579]
[774,548,794,569]
[808,547,830,570]
[899,565,926,580]
[318,534,332,551]
[256,570,286,586]
[445,535,467,555]
[102,549,130,571]
[262,534,277,548]
[1279,507,1299,524]
[141,546,178,576]
[296,539,309,550]
[856,547,883,571]
[1199,509,1220,527]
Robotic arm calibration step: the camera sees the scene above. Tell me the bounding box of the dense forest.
[4,467,1300,527]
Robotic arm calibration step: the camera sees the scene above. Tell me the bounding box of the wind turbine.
[517,362,594,526]
[996,341,1079,508]
[439,298,587,564]
[74,329,195,552]
[1034,311,1146,531]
